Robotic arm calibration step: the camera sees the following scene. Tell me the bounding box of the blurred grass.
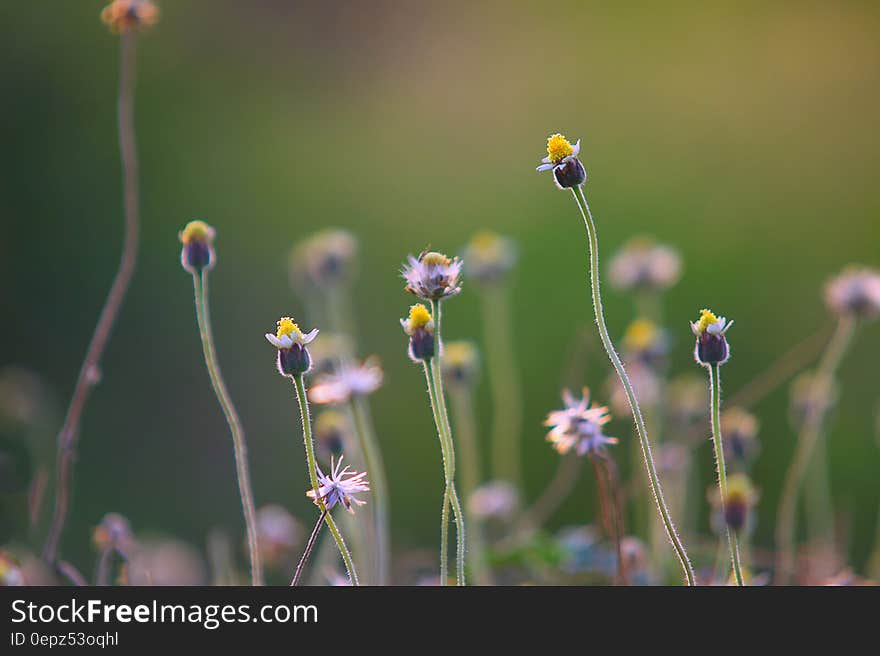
[1,1,879,573]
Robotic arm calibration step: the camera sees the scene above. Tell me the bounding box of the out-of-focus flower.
[721,407,760,468]
[462,231,517,285]
[441,341,480,389]
[0,551,25,586]
[656,442,690,476]
[92,513,136,557]
[691,309,733,366]
[824,266,880,320]
[0,367,45,429]
[289,229,358,296]
[313,410,349,466]
[306,456,370,513]
[127,539,207,586]
[326,570,353,586]
[789,371,838,429]
[306,333,355,378]
[608,237,682,293]
[401,304,435,362]
[468,481,519,521]
[607,363,660,416]
[402,251,462,301]
[255,505,302,569]
[309,358,383,405]
[622,318,669,367]
[536,133,586,189]
[178,220,215,273]
[666,375,708,434]
[101,0,159,34]
[708,475,758,535]
[545,388,617,457]
[265,317,318,377]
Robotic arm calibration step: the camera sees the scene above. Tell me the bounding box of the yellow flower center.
[470,231,499,252]
[421,251,451,267]
[408,304,433,330]
[624,319,658,350]
[546,133,574,163]
[179,220,214,245]
[696,309,719,334]
[276,317,302,340]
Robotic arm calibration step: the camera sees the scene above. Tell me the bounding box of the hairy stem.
[293,374,358,585]
[43,33,141,564]
[775,316,855,584]
[708,364,744,586]
[571,186,694,586]
[291,510,327,586]
[423,361,453,585]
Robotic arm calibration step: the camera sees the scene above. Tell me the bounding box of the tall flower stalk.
[179,221,262,585]
[43,25,148,566]
[538,134,694,585]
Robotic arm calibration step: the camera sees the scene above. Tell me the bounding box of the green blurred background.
[1,1,879,577]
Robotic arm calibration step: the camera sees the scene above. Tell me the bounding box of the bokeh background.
[2,1,879,579]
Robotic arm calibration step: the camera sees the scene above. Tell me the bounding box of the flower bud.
[179,220,216,273]
[690,309,732,367]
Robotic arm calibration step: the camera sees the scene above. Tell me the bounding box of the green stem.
[775,316,856,584]
[192,272,263,585]
[291,510,327,586]
[708,363,744,586]
[293,374,358,585]
[571,186,694,586]
[349,396,391,585]
[481,286,523,488]
[423,361,451,585]
[449,387,491,585]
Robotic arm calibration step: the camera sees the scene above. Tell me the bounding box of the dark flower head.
[691,309,733,366]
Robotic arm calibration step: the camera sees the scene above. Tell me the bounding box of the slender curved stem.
[191,272,262,585]
[43,33,141,564]
[481,286,523,487]
[349,396,391,585]
[291,510,327,586]
[571,187,694,586]
[423,361,452,585]
[775,316,855,584]
[708,364,744,586]
[448,386,492,585]
[293,374,358,585]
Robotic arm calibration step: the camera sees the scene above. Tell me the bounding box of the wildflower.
[401,304,435,362]
[178,220,216,273]
[313,410,349,465]
[622,318,669,366]
[0,551,24,586]
[255,505,302,569]
[265,317,318,377]
[462,231,517,285]
[0,367,44,430]
[535,133,586,189]
[92,513,135,557]
[441,341,480,388]
[402,251,463,301]
[101,0,159,33]
[691,309,733,366]
[468,481,519,521]
[608,237,682,293]
[666,375,708,434]
[306,456,370,513]
[824,266,880,320]
[721,407,760,467]
[309,358,383,405]
[306,333,355,378]
[289,229,358,296]
[545,388,618,457]
[722,474,758,533]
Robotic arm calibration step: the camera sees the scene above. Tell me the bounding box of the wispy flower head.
[462,231,517,285]
[441,341,480,388]
[309,358,384,405]
[306,456,370,513]
[609,237,682,293]
[402,251,463,301]
[824,266,880,320]
[401,304,435,362]
[721,407,760,468]
[179,220,216,273]
[101,0,159,33]
[289,229,359,296]
[468,481,519,521]
[536,133,586,189]
[691,309,733,366]
[266,316,318,376]
[544,387,618,456]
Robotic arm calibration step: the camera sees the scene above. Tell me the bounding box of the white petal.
[571,139,580,157]
[536,163,554,172]
[302,328,319,344]
[541,156,552,164]
[265,333,283,348]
